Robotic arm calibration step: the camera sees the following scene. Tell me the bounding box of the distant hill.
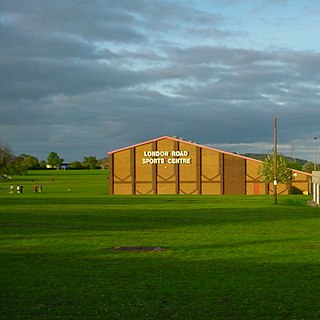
[242,153,267,161]
[242,153,308,166]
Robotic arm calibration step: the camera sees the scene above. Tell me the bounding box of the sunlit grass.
[1,170,320,319]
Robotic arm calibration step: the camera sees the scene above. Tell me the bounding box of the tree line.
[1,141,318,177]
[0,143,108,175]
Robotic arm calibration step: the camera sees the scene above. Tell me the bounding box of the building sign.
[142,150,192,164]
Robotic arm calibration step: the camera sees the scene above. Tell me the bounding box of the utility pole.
[274,118,278,205]
[314,137,318,171]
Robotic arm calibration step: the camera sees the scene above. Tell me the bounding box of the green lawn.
[1,170,320,319]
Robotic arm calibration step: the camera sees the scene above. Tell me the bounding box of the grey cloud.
[1,1,319,161]
[1,0,147,43]
[0,55,143,102]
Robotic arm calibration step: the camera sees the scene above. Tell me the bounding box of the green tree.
[98,157,109,169]
[0,143,14,173]
[302,162,320,173]
[259,152,293,185]
[286,161,302,171]
[0,144,40,175]
[83,156,98,169]
[47,152,63,169]
[71,161,83,169]
[19,154,39,169]
[9,156,28,175]
[39,160,47,169]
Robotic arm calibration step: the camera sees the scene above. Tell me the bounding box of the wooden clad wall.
[292,171,310,194]
[111,149,132,195]
[245,160,267,195]
[109,137,311,195]
[178,141,199,194]
[156,138,177,194]
[135,141,154,194]
[201,148,221,194]
[223,154,246,195]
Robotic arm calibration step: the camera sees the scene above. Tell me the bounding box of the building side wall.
[109,137,311,195]
[201,148,221,194]
[267,171,310,195]
[135,142,154,194]
[156,138,177,194]
[292,172,310,194]
[245,160,267,195]
[112,149,132,195]
[223,154,246,195]
[178,141,199,194]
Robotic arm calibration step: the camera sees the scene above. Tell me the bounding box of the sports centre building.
[108,136,311,195]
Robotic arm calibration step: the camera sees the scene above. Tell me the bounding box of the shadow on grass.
[1,194,311,206]
[1,204,319,237]
[1,249,320,320]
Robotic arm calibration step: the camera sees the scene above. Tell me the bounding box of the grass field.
[1,170,320,319]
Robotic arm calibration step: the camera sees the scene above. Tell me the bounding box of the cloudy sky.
[1,0,320,162]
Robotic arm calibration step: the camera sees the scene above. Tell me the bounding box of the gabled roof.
[108,135,261,162]
[108,135,311,176]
